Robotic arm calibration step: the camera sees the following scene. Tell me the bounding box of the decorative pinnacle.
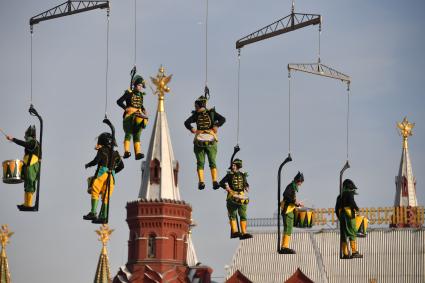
[0,225,13,257]
[397,117,415,149]
[96,224,114,255]
[150,65,173,112]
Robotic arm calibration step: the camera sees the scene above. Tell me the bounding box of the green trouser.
[123,114,145,142]
[24,162,40,193]
[98,204,108,219]
[283,211,294,236]
[227,200,247,221]
[194,142,217,169]
[90,199,99,214]
[340,212,357,241]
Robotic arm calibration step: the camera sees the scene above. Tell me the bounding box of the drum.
[294,208,314,228]
[230,193,249,205]
[87,176,95,194]
[355,215,368,237]
[134,110,148,119]
[2,159,25,184]
[196,133,215,142]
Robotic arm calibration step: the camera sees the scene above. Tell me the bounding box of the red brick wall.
[125,200,192,275]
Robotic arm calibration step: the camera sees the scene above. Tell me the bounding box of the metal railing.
[249,206,425,228]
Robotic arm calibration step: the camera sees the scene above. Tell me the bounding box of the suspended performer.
[83,133,124,223]
[184,96,225,190]
[5,126,41,209]
[335,179,363,259]
[279,172,304,254]
[117,74,148,160]
[219,158,252,240]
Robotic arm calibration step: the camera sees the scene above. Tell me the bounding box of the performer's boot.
[18,192,34,210]
[341,241,351,259]
[83,199,98,221]
[350,240,363,258]
[197,169,205,190]
[123,140,131,159]
[92,204,108,224]
[25,192,33,207]
[278,235,295,254]
[211,168,220,190]
[239,220,253,240]
[17,192,35,211]
[230,220,241,239]
[134,142,144,160]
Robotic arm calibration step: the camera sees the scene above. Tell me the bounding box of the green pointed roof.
[94,225,113,283]
[94,247,111,283]
[0,225,13,283]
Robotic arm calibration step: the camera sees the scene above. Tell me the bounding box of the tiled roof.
[94,246,112,283]
[226,228,425,283]
[0,249,11,283]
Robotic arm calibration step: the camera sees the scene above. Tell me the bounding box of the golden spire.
[0,225,13,283]
[94,224,113,283]
[397,117,415,149]
[150,65,173,112]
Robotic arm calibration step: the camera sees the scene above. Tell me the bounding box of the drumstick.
[0,128,7,137]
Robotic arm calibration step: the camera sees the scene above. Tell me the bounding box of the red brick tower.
[113,67,211,283]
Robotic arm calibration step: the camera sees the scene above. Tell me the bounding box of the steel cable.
[104,9,110,117]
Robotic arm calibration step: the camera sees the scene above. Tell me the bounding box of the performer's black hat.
[294,171,304,183]
[132,74,146,88]
[343,179,357,191]
[195,96,208,108]
[97,132,116,147]
[232,158,243,169]
[25,125,36,139]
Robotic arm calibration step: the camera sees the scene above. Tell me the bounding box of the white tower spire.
[138,66,198,265]
[139,66,180,200]
[394,117,418,207]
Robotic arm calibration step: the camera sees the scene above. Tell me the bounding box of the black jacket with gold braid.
[184,108,226,131]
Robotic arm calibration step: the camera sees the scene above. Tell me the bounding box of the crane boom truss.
[288,63,351,84]
[236,13,321,49]
[30,1,109,26]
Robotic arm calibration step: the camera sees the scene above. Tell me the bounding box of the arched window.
[170,234,177,259]
[150,159,161,184]
[173,161,179,186]
[147,234,156,258]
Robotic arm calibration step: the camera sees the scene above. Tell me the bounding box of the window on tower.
[148,234,156,258]
[173,161,179,186]
[150,159,161,184]
[170,234,177,259]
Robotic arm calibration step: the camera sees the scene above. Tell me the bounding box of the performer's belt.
[194,130,218,146]
[338,207,356,218]
[23,154,39,166]
[125,107,147,119]
[194,140,216,147]
[280,201,296,214]
[228,191,249,205]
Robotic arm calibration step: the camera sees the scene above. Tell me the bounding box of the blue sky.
[0,1,424,282]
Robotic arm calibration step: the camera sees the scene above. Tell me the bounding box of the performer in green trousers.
[279,172,304,254]
[335,179,363,259]
[117,74,148,160]
[184,96,225,190]
[219,158,252,240]
[6,126,40,209]
[83,132,124,223]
